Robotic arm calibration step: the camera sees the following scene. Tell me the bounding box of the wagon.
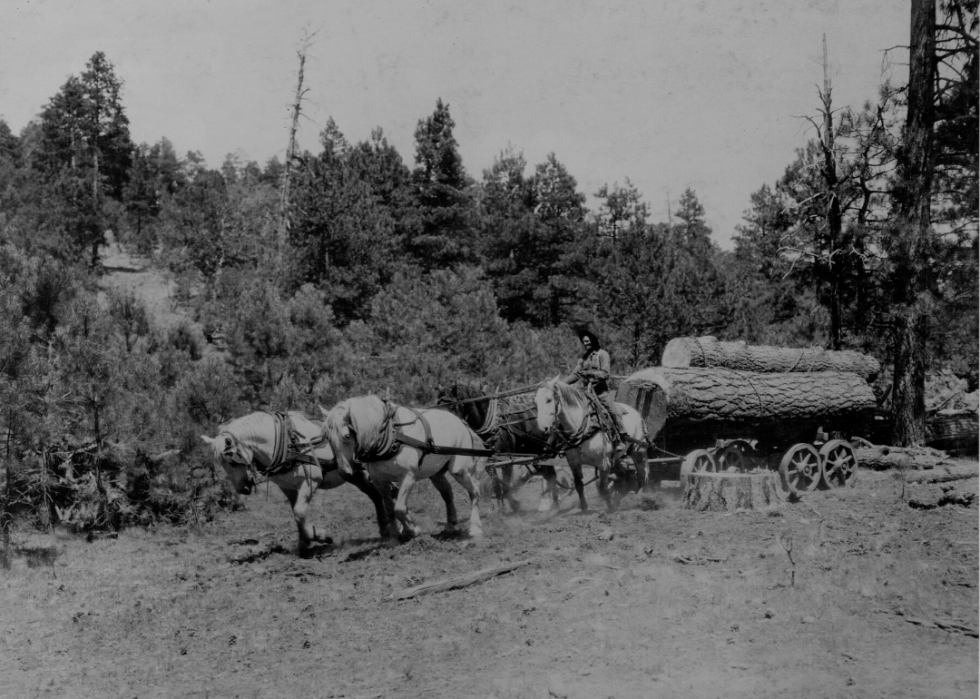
[615,365,878,495]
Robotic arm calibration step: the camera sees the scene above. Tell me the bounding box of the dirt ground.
[2,460,977,699]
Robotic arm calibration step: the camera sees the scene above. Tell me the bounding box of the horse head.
[201,433,257,495]
[436,382,494,434]
[321,402,357,478]
[534,376,562,434]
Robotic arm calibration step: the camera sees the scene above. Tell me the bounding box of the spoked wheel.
[715,440,753,473]
[819,440,858,488]
[680,449,716,492]
[778,443,823,495]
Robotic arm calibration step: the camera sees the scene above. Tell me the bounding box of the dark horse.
[437,382,563,512]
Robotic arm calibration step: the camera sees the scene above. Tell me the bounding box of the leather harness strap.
[393,408,494,459]
[262,412,334,476]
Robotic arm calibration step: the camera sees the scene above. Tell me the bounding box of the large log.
[682,472,784,512]
[617,367,877,447]
[853,443,956,472]
[925,411,979,456]
[662,336,881,382]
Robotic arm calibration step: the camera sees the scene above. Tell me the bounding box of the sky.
[0,0,911,249]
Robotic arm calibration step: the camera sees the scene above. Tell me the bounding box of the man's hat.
[577,328,601,349]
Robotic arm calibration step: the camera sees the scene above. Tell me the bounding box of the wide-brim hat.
[577,328,601,349]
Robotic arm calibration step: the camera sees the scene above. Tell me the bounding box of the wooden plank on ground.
[383,559,533,602]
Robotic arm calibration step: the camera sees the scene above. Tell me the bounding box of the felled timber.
[925,410,979,456]
[905,461,978,484]
[661,336,880,382]
[617,367,876,449]
[682,472,784,512]
[853,443,956,472]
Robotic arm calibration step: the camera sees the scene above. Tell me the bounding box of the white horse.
[534,377,648,512]
[321,395,489,540]
[202,411,393,557]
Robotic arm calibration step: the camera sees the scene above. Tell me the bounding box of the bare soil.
[2,464,977,699]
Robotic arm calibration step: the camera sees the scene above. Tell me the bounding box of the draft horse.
[534,377,648,512]
[322,395,490,540]
[202,411,393,557]
[436,382,563,512]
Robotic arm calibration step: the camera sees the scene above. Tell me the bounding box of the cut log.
[617,367,877,446]
[925,411,979,456]
[662,336,880,382]
[682,472,785,512]
[905,462,978,484]
[853,443,956,471]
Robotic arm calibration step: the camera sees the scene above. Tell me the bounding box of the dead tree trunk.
[661,337,880,381]
[278,34,313,271]
[819,33,844,350]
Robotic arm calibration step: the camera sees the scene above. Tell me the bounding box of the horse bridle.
[541,383,590,449]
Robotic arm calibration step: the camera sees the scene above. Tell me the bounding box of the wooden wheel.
[680,449,716,492]
[819,439,857,488]
[778,443,822,494]
[716,440,753,473]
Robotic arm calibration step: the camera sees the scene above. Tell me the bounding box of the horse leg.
[379,480,402,541]
[391,469,422,540]
[429,467,459,535]
[283,478,332,558]
[501,464,522,513]
[599,463,616,512]
[567,458,589,512]
[448,461,485,539]
[343,468,393,538]
[630,444,647,492]
[537,463,560,512]
[599,443,620,512]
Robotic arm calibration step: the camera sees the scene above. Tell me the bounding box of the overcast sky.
[1,0,910,248]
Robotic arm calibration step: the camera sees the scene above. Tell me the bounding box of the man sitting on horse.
[568,329,630,458]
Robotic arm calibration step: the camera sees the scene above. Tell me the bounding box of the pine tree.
[409,99,475,270]
[31,53,134,266]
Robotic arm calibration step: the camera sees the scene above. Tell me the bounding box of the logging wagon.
[616,337,881,496]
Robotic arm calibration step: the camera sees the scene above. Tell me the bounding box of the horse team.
[202,378,647,557]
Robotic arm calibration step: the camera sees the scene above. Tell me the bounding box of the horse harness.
[547,386,617,450]
[354,401,494,466]
[263,412,333,476]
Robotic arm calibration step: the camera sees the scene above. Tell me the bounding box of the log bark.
[617,367,877,445]
[661,336,880,382]
[683,472,784,512]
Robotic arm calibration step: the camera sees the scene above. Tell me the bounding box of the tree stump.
[682,472,785,512]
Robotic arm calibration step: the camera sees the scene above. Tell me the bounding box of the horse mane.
[322,400,351,443]
[323,396,394,457]
[205,432,229,466]
[216,412,273,450]
[551,379,590,414]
